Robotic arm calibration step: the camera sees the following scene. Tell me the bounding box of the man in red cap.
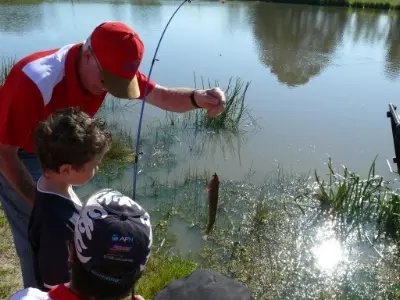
[0,21,226,289]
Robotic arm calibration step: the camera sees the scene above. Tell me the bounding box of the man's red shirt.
[0,43,155,152]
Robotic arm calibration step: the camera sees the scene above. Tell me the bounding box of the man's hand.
[193,87,226,117]
[0,145,35,207]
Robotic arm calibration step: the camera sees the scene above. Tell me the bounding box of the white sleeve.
[9,288,51,300]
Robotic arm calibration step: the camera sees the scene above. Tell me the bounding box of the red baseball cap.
[89,21,144,99]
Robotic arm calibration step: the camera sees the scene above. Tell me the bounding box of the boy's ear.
[59,164,73,176]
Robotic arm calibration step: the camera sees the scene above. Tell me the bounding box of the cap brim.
[103,69,140,99]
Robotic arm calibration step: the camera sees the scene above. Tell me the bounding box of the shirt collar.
[48,284,81,300]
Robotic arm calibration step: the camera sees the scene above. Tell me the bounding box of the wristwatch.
[190,89,201,108]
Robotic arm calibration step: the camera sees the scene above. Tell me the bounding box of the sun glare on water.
[310,222,349,273]
[312,238,345,271]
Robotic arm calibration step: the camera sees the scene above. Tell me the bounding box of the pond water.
[1,0,400,181]
[1,1,400,298]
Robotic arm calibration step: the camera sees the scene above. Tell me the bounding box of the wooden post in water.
[387,103,400,173]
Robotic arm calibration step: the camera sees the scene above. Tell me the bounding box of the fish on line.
[203,172,219,240]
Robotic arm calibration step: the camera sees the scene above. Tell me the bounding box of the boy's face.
[58,148,108,186]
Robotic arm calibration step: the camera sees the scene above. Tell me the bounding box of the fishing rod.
[132,0,193,200]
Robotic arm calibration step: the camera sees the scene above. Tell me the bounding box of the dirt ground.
[0,207,22,299]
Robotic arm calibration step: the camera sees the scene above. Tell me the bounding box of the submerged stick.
[203,172,219,240]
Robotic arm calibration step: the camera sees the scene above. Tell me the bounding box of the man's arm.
[145,85,197,113]
[145,85,226,117]
[0,145,35,207]
[134,71,226,116]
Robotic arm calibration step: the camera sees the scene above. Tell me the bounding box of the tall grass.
[181,75,255,132]
[299,157,400,249]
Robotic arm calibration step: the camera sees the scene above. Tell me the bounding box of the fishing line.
[132,0,193,200]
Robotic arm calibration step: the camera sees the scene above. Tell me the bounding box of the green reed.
[304,157,400,248]
[0,57,15,86]
[181,75,254,132]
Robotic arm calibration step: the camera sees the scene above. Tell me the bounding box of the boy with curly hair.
[28,107,112,291]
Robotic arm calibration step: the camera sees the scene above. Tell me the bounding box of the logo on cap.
[122,59,141,72]
[112,234,134,243]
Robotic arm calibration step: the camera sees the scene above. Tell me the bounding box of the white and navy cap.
[74,188,152,285]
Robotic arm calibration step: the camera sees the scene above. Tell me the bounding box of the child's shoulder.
[33,189,81,226]
[35,184,81,208]
[9,287,51,300]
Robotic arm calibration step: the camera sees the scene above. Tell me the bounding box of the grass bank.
[136,252,198,298]
[0,208,22,298]
[259,0,400,10]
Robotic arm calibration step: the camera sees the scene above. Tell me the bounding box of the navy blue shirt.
[28,184,82,291]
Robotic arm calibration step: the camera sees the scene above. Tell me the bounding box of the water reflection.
[129,0,162,29]
[346,11,388,44]
[385,15,400,80]
[1,1,400,84]
[109,0,129,20]
[249,3,400,85]
[182,129,249,162]
[225,2,250,35]
[250,3,348,87]
[0,2,44,34]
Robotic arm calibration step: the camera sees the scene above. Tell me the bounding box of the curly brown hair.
[34,107,112,172]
